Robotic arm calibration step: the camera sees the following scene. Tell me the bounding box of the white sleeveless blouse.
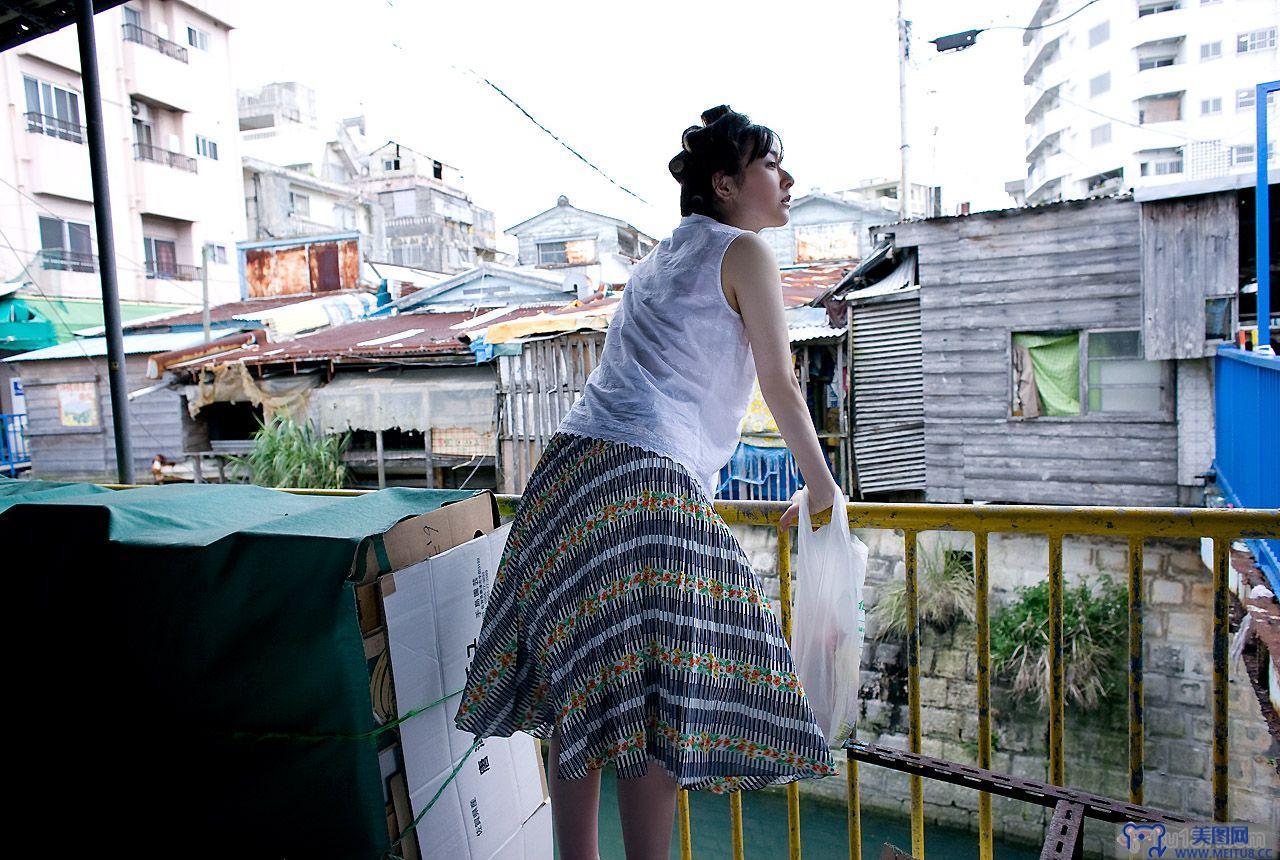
[557,213,755,498]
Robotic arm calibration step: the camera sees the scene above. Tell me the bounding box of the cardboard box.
[383,522,550,860]
[354,491,550,860]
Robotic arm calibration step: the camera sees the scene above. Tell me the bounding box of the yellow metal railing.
[497,496,1277,860]
[109,484,1279,857]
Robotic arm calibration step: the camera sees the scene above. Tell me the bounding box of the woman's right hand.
[779,478,840,530]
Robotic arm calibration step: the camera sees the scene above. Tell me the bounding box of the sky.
[228,0,1034,242]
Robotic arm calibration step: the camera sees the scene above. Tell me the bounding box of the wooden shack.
[851,186,1269,507]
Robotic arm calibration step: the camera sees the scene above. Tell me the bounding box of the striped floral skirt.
[453,432,836,792]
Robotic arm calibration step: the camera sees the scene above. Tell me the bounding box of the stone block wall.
[730,523,1280,858]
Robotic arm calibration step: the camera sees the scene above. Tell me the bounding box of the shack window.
[1011,332,1081,418]
[288,191,310,216]
[1011,330,1170,418]
[538,239,596,266]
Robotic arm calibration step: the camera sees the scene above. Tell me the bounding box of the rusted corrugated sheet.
[339,240,360,290]
[309,242,341,292]
[245,246,310,297]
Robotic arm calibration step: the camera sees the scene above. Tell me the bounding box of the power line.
[988,0,1107,34]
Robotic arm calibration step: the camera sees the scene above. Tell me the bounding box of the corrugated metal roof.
[780,262,856,306]
[104,294,331,333]
[4,331,210,362]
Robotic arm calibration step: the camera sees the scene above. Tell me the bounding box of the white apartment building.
[1022,0,1278,204]
[0,0,245,306]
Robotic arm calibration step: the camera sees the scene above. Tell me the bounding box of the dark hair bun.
[668,105,781,220]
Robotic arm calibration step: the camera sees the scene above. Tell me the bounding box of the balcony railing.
[133,142,197,173]
[96,477,1280,858]
[38,249,96,273]
[144,262,201,281]
[24,111,85,144]
[121,22,188,63]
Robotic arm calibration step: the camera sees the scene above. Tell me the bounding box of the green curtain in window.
[1012,332,1081,416]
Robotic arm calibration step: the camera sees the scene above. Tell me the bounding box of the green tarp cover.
[0,478,478,857]
[1012,332,1082,416]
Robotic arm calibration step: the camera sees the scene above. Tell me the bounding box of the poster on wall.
[57,382,98,428]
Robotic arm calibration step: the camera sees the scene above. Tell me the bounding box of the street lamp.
[929,29,982,53]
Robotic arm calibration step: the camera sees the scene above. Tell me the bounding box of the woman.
[455,105,841,860]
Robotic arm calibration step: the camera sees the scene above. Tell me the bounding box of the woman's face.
[716,146,794,233]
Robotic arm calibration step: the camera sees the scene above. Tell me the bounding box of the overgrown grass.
[990,577,1128,713]
[871,540,977,639]
[235,415,349,489]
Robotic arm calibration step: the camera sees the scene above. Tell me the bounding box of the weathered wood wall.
[497,332,603,494]
[19,355,187,481]
[1140,191,1239,360]
[888,196,1180,506]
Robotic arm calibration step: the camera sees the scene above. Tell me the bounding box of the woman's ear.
[712,170,737,205]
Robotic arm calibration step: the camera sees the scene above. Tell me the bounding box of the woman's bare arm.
[722,232,840,527]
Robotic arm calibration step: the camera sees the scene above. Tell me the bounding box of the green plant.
[989,577,1128,713]
[871,541,976,639]
[235,415,349,489]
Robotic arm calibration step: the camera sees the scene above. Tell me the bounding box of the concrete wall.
[732,521,1280,857]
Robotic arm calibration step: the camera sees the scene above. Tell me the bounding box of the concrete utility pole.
[898,0,910,222]
[201,243,211,345]
[75,0,133,483]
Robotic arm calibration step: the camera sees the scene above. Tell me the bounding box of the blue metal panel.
[0,413,30,475]
[1213,346,1280,591]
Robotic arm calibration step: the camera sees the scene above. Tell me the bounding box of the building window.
[1200,97,1223,115]
[391,189,415,218]
[195,135,218,160]
[1088,21,1109,48]
[383,158,400,171]
[288,191,310,216]
[22,75,83,143]
[1138,94,1182,124]
[1200,41,1222,60]
[1090,123,1112,146]
[1011,330,1168,417]
[38,215,93,272]
[1237,88,1256,110]
[537,239,596,267]
[335,205,356,230]
[1139,149,1185,175]
[1138,55,1177,71]
[143,236,178,279]
[1237,28,1277,53]
[209,244,228,265]
[432,160,443,180]
[1089,72,1111,97]
[1231,144,1255,165]
[1200,0,1222,5]
[1205,298,1233,340]
[186,26,209,50]
[1138,2,1181,16]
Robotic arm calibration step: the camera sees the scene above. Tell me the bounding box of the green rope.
[227,688,464,744]
[382,736,484,859]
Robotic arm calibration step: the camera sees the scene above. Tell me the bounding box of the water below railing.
[573,764,1043,860]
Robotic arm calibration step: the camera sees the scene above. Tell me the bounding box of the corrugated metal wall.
[851,294,925,493]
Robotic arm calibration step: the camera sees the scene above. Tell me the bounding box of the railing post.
[777,525,802,860]
[848,759,861,860]
[1211,536,1231,821]
[1127,536,1145,805]
[678,790,692,860]
[730,792,744,860]
[904,529,924,859]
[974,531,993,860]
[1047,533,1065,787]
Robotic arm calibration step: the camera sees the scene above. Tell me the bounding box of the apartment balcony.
[121,24,194,113]
[1133,5,1188,45]
[24,115,92,203]
[144,262,202,282]
[133,143,197,173]
[133,145,200,222]
[1132,61,1190,101]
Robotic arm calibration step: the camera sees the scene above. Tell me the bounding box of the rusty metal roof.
[780,261,857,306]
[118,294,331,332]
[179,306,552,369]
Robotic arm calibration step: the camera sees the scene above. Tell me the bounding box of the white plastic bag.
[790,485,868,747]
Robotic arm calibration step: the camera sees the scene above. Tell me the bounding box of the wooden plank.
[961,478,1179,507]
